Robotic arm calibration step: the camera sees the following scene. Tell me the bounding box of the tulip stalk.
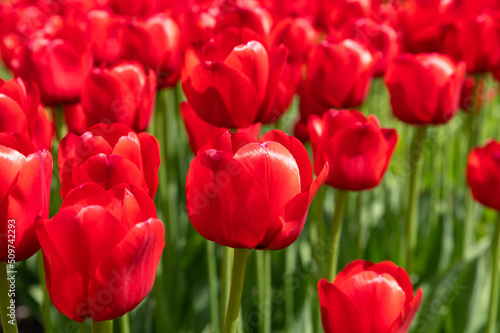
[206,241,220,332]
[406,125,428,274]
[461,75,486,260]
[0,263,18,333]
[38,251,53,333]
[220,246,234,326]
[224,248,249,333]
[326,190,349,281]
[487,214,500,333]
[118,313,130,333]
[91,320,113,333]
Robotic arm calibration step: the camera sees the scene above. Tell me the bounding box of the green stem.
[38,251,53,333]
[406,125,428,274]
[224,248,249,333]
[118,313,130,333]
[206,241,220,332]
[263,251,271,333]
[326,190,349,281]
[284,245,296,330]
[355,192,364,258]
[461,75,486,260]
[487,214,500,333]
[91,320,113,333]
[0,262,18,333]
[256,251,265,332]
[220,247,234,327]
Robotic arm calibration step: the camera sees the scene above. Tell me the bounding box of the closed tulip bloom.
[0,133,52,262]
[308,110,397,191]
[214,5,273,37]
[58,123,160,199]
[64,61,156,134]
[186,130,327,250]
[440,3,500,74]
[0,78,53,150]
[318,260,423,333]
[1,17,91,106]
[37,182,165,322]
[270,17,318,65]
[182,28,287,128]
[180,102,261,155]
[467,140,500,211]
[297,38,375,138]
[118,13,182,88]
[385,53,465,125]
[341,18,399,77]
[397,0,449,54]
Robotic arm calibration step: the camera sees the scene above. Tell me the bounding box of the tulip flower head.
[58,123,160,199]
[0,133,52,262]
[308,110,398,191]
[186,130,328,250]
[318,260,423,333]
[37,183,165,322]
[385,53,466,125]
[182,28,288,128]
[0,77,53,150]
[467,140,500,211]
[64,61,157,134]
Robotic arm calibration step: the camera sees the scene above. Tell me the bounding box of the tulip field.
[2,1,500,333]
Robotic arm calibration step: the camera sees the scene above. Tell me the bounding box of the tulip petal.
[318,279,364,333]
[0,93,28,136]
[6,150,51,261]
[259,129,313,191]
[89,218,164,321]
[137,132,160,198]
[264,164,328,250]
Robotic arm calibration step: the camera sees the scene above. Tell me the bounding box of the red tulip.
[1,16,91,106]
[397,0,449,54]
[315,0,371,30]
[467,140,500,211]
[318,260,423,333]
[87,10,123,65]
[0,77,54,151]
[296,38,375,139]
[0,133,52,262]
[440,2,500,73]
[214,5,273,37]
[36,182,164,322]
[385,53,465,125]
[186,130,327,249]
[118,13,182,88]
[270,17,318,65]
[181,102,261,155]
[64,61,156,134]
[182,28,288,128]
[341,18,399,77]
[58,123,160,199]
[308,109,397,191]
